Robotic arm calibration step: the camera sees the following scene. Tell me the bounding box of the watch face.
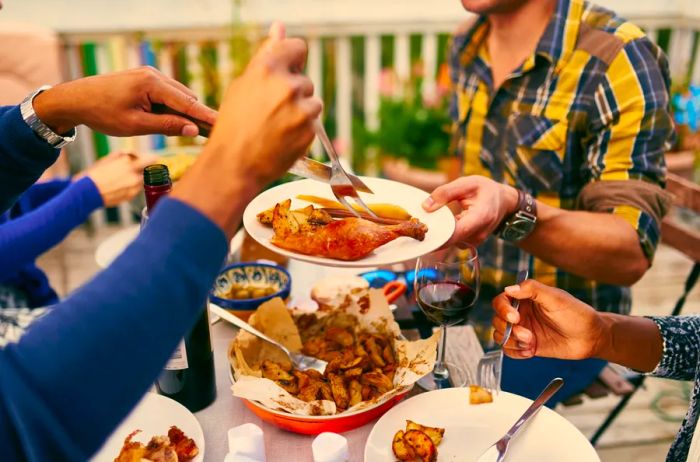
[502,217,536,242]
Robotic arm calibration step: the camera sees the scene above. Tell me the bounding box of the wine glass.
[414,244,480,390]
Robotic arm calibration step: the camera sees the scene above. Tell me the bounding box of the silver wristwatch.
[20,85,76,148]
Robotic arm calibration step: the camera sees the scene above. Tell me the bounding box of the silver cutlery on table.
[476,377,564,462]
[209,303,328,374]
[313,118,378,219]
[477,269,528,392]
[288,156,374,194]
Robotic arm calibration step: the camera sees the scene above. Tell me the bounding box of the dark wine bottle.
[143,164,217,412]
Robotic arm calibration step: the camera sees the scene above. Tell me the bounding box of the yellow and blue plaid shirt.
[449,0,674,314]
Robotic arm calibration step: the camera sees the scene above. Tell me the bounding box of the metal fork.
[209,304,328,374]
[313,119,378,219]
[477,269,528,392]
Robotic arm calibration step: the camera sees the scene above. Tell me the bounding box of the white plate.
[91,392,205,462]
[365,388,600,462]
[242,177,455,268]
[95,226,245,269]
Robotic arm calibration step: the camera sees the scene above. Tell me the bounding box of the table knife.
[150,104,374,194]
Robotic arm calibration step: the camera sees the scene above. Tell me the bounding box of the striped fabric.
[448,0,674,315]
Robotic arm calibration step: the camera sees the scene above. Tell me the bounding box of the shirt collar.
[457,0,584,74]
[534,0,584,72]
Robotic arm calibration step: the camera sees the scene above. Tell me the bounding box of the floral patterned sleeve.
[647,315,700,381]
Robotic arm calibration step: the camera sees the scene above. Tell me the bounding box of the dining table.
[94,229,486,461]
[197,322,482,461]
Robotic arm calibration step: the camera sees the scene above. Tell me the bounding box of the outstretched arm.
[490,280,699,379]
[0,67,216,214]
[0,26,321,461]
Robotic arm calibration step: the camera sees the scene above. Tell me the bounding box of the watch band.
[518,189,537,218]
[20,85,76,149]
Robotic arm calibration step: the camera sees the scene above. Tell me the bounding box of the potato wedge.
[392,430,417,461]
[271,199,298,237]
[405,420,444,447]
[469,384,494,405]
[403,430,437,462]
[256,207,275,225]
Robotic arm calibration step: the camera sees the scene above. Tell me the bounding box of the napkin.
[312,432,349,462]
[223,423,266,462]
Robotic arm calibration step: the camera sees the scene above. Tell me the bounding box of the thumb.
[422,177,478,212]
[268,21,286,41]
[258,21,286,55]
[504,279,557,306]
[136,113,199,137]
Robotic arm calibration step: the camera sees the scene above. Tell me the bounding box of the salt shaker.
[312,432,349,462]
[223,423,266,462]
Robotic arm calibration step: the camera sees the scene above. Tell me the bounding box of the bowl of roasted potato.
[210,262,291,320]
[227,279,439,435]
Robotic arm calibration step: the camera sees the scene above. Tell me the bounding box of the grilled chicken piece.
[272,217,428,261]
[168,426,200,460]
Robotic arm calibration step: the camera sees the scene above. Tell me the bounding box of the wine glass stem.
[434,324,449,379]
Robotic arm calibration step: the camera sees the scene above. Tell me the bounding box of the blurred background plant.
[364,63,453,171]
[669,79,700,183]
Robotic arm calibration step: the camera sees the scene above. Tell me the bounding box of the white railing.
[5,0,697,223]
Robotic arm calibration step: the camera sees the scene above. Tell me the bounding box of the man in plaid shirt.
[422,0,674,402]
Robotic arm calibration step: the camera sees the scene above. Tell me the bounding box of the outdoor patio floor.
[36,223,700,462]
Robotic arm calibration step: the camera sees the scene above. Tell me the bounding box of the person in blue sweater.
[0,151,155,308]
[0,24,321,461]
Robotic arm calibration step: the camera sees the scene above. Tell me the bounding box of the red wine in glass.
[414,244,479,390]
[417,282,476,326]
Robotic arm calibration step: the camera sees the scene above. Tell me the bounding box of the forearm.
[0,198,227,460]
[519,201,648,285]
[0,178,102,275]
[593,312,663,372]
[171,139,265,239]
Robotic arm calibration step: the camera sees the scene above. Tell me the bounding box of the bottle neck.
[143,164,172,213]
[145,183,172,212]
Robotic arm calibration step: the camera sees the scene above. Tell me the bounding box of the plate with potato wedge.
[365,387,600,462]
[242,177,455,267]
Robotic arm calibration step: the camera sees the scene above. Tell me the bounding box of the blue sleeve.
[0,198,228,461]
[12,178,73,215]
[0,105,62,214]
[0,177,103,276]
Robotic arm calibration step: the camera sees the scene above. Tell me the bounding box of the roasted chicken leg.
[272,215,428,261]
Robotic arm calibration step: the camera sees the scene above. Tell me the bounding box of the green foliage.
[367,80,452,170]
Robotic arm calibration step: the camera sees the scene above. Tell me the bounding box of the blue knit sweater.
[0,105,228,461]
[0,177,103,307]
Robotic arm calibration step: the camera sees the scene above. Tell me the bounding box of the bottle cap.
[143,164,171,186]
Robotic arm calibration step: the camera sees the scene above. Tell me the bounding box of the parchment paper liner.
[228,288,439,416]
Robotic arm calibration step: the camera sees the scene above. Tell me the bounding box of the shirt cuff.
[645,316,669,376]
[611,205,660,262]
[144,197,228,262]
[70,176,104,210]
[5,105,62,164]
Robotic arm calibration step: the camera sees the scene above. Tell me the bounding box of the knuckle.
[139,66,160,83]
[161,117,180,135]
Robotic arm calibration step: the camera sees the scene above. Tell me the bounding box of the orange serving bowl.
[229,368,411,434]
[242,390,411,435]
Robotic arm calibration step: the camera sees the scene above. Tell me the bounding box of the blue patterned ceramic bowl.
[210,263,291,318]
